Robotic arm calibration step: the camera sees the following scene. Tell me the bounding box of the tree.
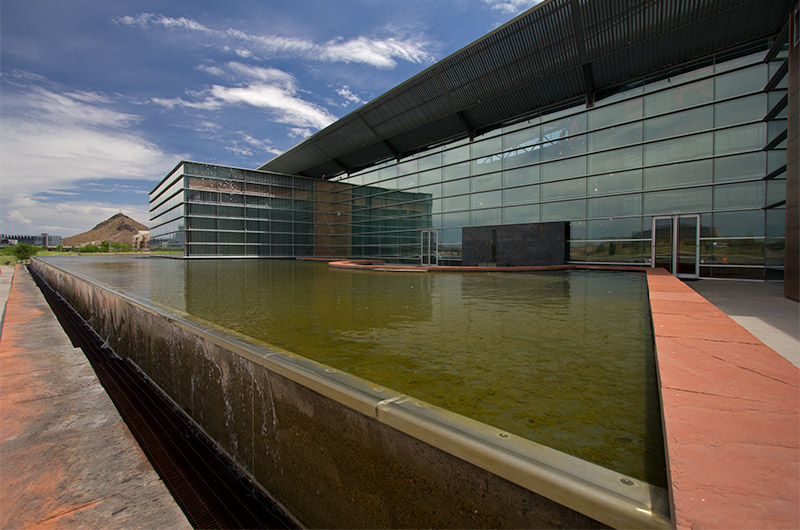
[13,243,38,261]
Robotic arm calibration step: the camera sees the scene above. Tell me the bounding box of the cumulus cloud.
[114,12,434,69]
[288,128,313,139]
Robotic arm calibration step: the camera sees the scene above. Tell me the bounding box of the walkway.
[690,279,799,367]
[647,269,799,530]
[0,265,189,529]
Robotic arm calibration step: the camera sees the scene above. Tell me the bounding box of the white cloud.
[336,85,366,106]
[0,77,181,235]
[150,62,337,131]
[288,128,313,139]
[482,0,545,15]
[115,12,435,69]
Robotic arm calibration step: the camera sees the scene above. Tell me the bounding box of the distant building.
[149,0,797,295]
[133,230,150,250]
[1,233,61,248]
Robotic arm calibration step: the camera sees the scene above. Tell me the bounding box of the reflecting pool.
[41,256,666,487]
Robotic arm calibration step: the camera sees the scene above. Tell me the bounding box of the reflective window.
[714,63,766,99]
[588,194,642,218]
[711,211,764,237]
[644,187,712,214]
[502,125,540,151]
[541,134,586,162]
[502,184,539,205]
[644,106,713,141]
[541,199,585,221]
[588,122,642,152]
[542,178,586,200]
[588,98,642,129]
[470,207,501,226]
[714,93,766,128]
[713,181,764,210]
[644,133,713,165]
[541,156,586,181]
[503,204,539,224]
[588,170,642,196]
[472,172,501,192]
[714,123,766,155]
[470,191,501,209]
[588,146,642,174]
[503,166,539,187]
[644,79,713,116]
[713,152,765,182]
[587,218,643,240]
[644,159,712,190]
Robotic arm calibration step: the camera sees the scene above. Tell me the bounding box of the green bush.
[13,243,38,260]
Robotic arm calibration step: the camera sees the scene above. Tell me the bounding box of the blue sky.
[1,0,541,237]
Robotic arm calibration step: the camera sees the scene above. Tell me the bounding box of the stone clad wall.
[30,259,669,530]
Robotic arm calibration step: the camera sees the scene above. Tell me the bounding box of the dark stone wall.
[462,222,567,267]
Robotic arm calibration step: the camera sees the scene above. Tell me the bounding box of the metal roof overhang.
[259,0,793,179]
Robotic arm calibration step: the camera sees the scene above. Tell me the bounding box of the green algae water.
[42,256,666,488]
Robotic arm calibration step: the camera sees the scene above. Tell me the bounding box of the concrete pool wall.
[30,258,670,529]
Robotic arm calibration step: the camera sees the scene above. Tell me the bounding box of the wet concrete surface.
[0,265,189,529]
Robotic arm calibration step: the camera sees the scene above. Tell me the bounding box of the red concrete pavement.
[647,268,799,530]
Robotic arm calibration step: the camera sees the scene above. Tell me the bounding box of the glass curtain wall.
[150,162,433,258]
[333,48,787,279]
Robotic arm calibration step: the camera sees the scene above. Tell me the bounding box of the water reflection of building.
[150,2,797,297]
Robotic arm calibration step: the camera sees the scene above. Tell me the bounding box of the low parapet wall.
[31,258,669,529]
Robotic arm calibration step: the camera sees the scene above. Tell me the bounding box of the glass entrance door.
[651,215,699,279]
[421,230,438,266]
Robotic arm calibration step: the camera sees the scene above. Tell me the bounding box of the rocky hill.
[63,213,148,247]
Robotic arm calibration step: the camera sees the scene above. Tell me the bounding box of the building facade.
[150,0,795,285]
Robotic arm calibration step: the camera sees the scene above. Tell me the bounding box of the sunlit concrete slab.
[690,280,800,368]
[0,266,189,529]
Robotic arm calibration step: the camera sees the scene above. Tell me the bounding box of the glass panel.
[541,156,586,181]
[443,178,469,196]
[541,199,586,221]
[653,218,673,272]
[644,133,713,165]
[443,194,469,211]
[588,146,642,174]
[677,216,699,276]
[713,181,765,210]
[541,178,586,200]
[644,107,713,141]
[710,239,764,265]
[713,152,766,182]
[588,98,643,129]
[470,207,501,226]
[419,152,442,171]
[472,172,501,192]
[714,63,767,99]
[644,159,712,190]
[588,169,642,196]
[569,242,586,261]
[588,194,642,218]
[502,184,539,205]
[471,191,501,209]
[767,178,786,206]
[585,241,646,263]
[714,123,766,155]
[587,217,643,240]
[503,145,541,169]
[443,161,469,182]
[503,166,540,187]
[644,79,713,116]
[418,169,442,185]
[711,211,764,237]
[541,124,586,161]
[644,187,712,214]
[502,204,540,224]
[588,122,642,151]
[472,136,502,159]
[714,94,767,128]
[502,125,540,150]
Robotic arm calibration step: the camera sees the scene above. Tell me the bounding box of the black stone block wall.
[462,222,567,267]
